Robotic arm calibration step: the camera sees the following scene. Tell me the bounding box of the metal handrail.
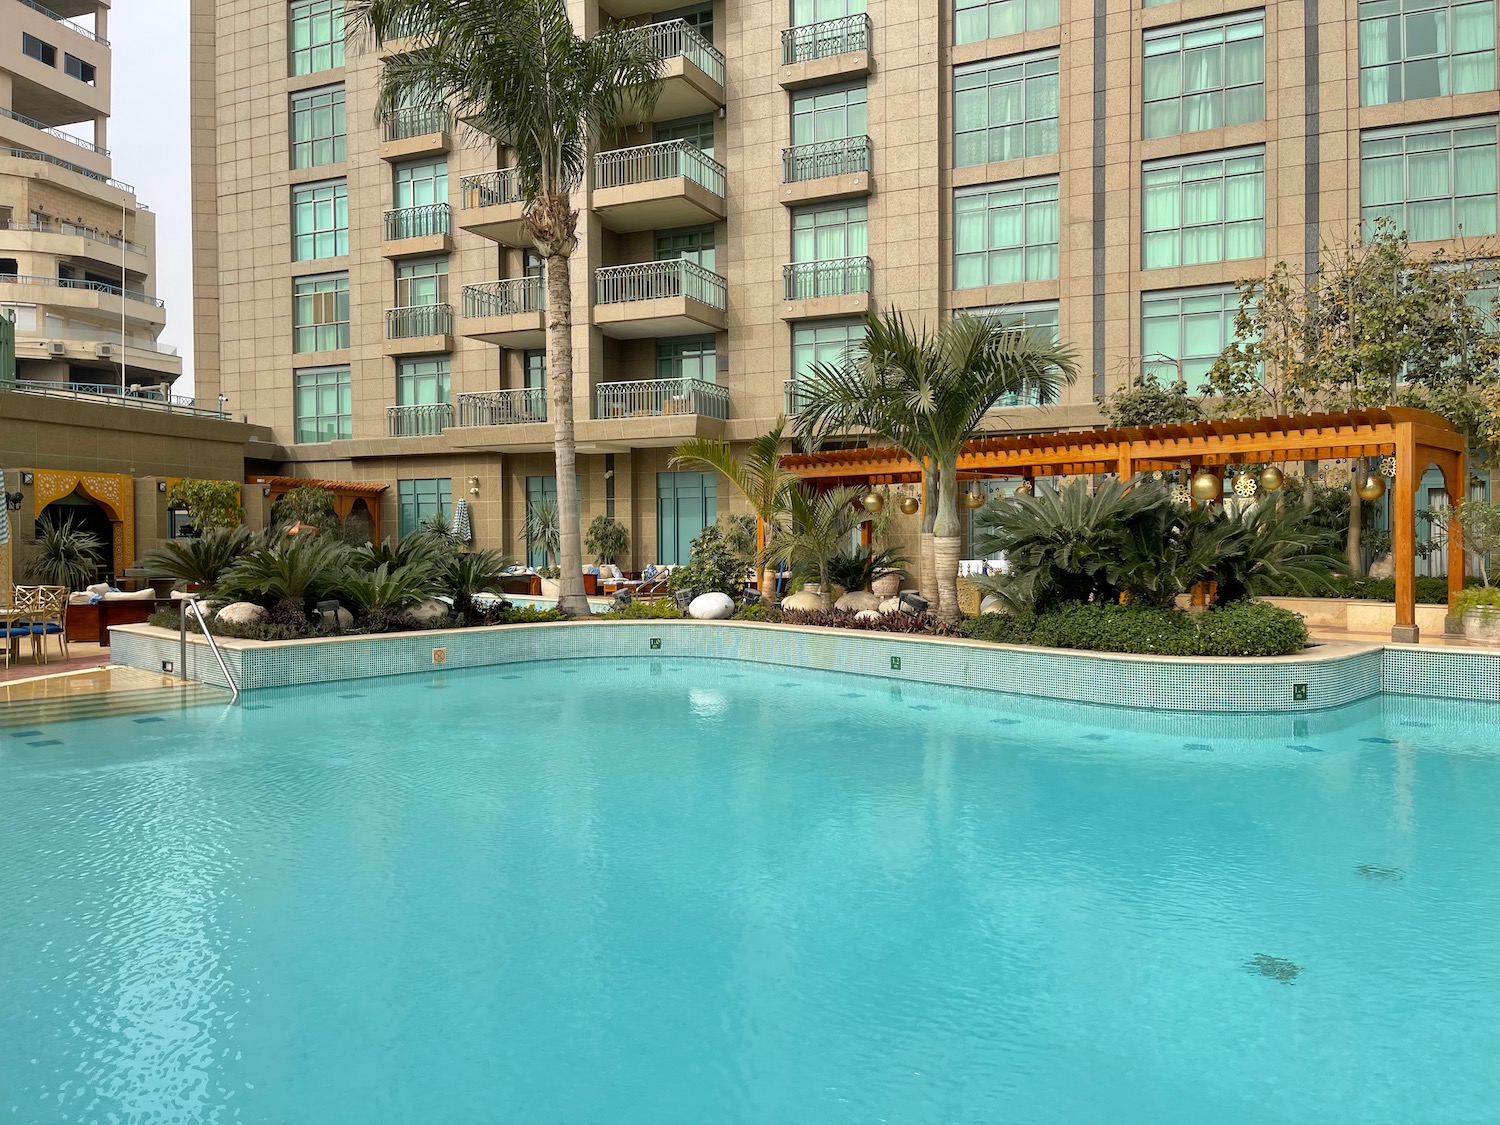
[783,256,872,300]
[180,598,240,703]
[594,140,727,197]
[0,217,144,254]
[458,387,548,425]
[781,13,872,64]
[1,146,134,193]
[461,168,524,208]
[0,106,110,155]
[0,272,165,307]
[387,402,453,436]
[18,0,109,44]
[383,202,451,240]
[594,259,728,310]
[463,277,544,317]
[784,378,808,416]
[595,377,729,420]
[782,135,872,183]
[382,104,450,140]
[8,379,216,415]
[638,19,726,85]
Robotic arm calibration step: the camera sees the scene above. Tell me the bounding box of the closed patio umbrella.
[0,470,11,601]
[452,498,473,545]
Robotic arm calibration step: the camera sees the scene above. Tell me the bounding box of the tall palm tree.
[798,311,1079,623]
[769,485,864,610]
[348,0,662,616]
[669,418,801,597]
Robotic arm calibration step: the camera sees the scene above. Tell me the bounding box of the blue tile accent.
[27,739,62,747]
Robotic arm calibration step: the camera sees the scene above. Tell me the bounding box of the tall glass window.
[954,52,1060,166]
[525,475,558,567]
[794,0,867,22]
[655,226,716,272]
[1141,287,1242,385]
[660,2,713,42]
[954,0,1060,45]
[791,203,868,262]
[954,178,1060,287]
[294,365,351,442]
[1359,0,1497,105]
[1143,15,1265,139]
[398,479,452,537]
[1142,149,1265,269]
[290,0,345,75]
[290,85,346,168]
[1360,119,1498,239]
[791,83,868,145]
[657,336,718,382]
[291,179,347,261]
[654,116,716,157]
[958,301,1060,405]
[292,273,350,352]
[656,472,716,565]
[396,258,450,306]
[791,318,865,380]
[523,349,546,389]
[393,159,448,208]
[396,356,450,406]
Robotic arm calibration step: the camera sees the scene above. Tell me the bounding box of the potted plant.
[585,515,629,568]
[24,518,104,590]
[1454,587,1500,643]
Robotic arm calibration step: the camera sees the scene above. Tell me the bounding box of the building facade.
[190,0,1500,566]
[0,0,182,395]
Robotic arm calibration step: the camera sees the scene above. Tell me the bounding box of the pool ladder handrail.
[179,598,240,704]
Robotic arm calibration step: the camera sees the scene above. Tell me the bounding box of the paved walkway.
[0,642,114,685]
[1306,625,1495,650]
[0,664,187,706]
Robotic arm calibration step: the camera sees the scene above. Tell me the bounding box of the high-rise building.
[0,0,182,394]
[190,0,1499,564]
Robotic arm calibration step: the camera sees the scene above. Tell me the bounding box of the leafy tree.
[1430,498,1500,585]
[666,524,743,598]
[768,486,865,610]
[166,479,244,533]
[351,0,662,616]
[584,515,629,565]
[1097,374,1204,427]
[271,485,340,533]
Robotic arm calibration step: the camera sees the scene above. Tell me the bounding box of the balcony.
[592,140,727,232]
[6,379,221,419]
[0,106,111,178]
[382,203,453,258]
[457,387,548,427]
[779,15,872,89]
[622,20,726,122]
[379,105,451,161]
[0,218,147,260]
[387,403,453,437]
[780,136,873,205]
[593,260,727,339]
[384,303,453,356]
[784,379,811,417]
[458,169,527,246]
[18,0,109,45]
[781,256,872,320]
[595,377,729,421]
[460,278,546,348]
[2,145,135,195]
[0,272,166,327]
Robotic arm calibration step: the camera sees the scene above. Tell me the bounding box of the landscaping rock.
[409,599,450,626]
[781,590,825,612]
[1368,553,1395,580]
[854,609,882,623]
[835,591,882,613]
[687,592,735,620]
[878,596,904,615]
[215,602,267,626]
[979,594,1007,615]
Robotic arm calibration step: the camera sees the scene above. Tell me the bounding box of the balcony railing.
[382,104,450,141]
[7,379,218,417]
[784,379,810,417]
[463,277,544,318]
[461,168,524,209]
[19,0,109,44]
[458,387,548,426]
[594,140,727,197]
[387,403,453,437]
[386,303,453,338]
[2,146,134,193]
[639,19,726,85]
[781,14,872,64]
[0,106,110,156]
[782,135,872,183]
[595,260,727,310]
[1,218,144,255]
[384,203,452,240]
[0,272,165,307]
[783,256,872,300]
[596,377,729,420]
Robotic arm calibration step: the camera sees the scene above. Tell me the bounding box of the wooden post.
[1117,450,1134,480]
[1392,424,1419,643]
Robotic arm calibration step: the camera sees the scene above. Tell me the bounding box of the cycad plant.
[217,534,354,622]
[341,562,443,618]
[768,485,864,610]
[139,526,253,592]
[444,548,516,619]
[349,0,662,616]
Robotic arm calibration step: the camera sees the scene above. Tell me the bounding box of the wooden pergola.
[253,476,389,543]
[783,407,1467,642]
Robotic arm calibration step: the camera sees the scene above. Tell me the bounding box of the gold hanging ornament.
[1379,455,1397,478]
[1357,474,1387,501]
[1190,469,1223,503]
[1013,479,1034,496]
[1171,484,1192,505]
[962,488,987,509]
[898,495,920,515]
[1232,473,1259,498]
[1258,465,1284,492]
[860,490,885,513]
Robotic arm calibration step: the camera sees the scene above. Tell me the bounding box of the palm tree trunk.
[919,463,938,609]
[544,242,588,617]
[933,460,962,624]
[1347,473,1365,577]
[818,558,831,610]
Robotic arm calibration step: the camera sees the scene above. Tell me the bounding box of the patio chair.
[27,585,69,663]
[1,587,31,671]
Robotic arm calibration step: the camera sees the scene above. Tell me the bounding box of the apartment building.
[0,0,182,395]
[190,0,1500,567]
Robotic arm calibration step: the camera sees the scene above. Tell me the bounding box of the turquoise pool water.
[2,660,1497,1124]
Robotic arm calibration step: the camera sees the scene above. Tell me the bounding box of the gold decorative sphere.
[1258,465,1285,492]
[898,495,920,515]
[1357,474,1387,501]
[1013,480,1034,496]
[1190,469,1223,503]
[962,488,987,509]
[860,490,885,513]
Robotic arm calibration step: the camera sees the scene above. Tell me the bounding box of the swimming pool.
[2,659,1496,1124]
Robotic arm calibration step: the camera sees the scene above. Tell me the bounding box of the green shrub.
[667,525,742,597]
[1453,586,1500,614]
[166,479,244,533]
[958,601,1308,657]
[474,604,569,625]
[1259,574,1472,603]
[734,603,780,622]
[602,598,682,619]
[271,485,340,533]
[584,516,630,565]
[24,518,105,589]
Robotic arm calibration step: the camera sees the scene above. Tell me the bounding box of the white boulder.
[1368,553,1395,580]
[854,609,882,623]
[409,599,450,626]
[878,596,904,615]
[215,601,267,626]
[687,591,735,620]
[835,591,883,613]
[781,590,825,612]
[979,594,1008,615]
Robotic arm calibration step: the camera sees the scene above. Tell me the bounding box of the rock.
[687,592,735,620]
[214,601,267,626]
[854,609,882,623]
[335,607,355,628]
[409,599,450,626]
[781,590,825,612]
[836,591,883,613]
[979,594,1007,615]
[878,596,903,615]
[1368,553,1395,579]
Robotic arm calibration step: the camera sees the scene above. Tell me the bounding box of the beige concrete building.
[0,0,183,395]
[190,0,1500,566]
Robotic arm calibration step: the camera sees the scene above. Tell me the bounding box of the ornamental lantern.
[1258,465,1285,492]
[962,488,987,509]
[1357,474,1387,502]
[898,495,920,515]
[860,490,885,513]
[1190,469,1223,503]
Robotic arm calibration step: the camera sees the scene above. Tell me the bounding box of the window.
[1142,149,1265,269]
[525,476,558,567]
[655,116,716,157]
[954,52,1060,167]
[657,336,717,383]
[399,479,452,537]
[1361,119,1498,240]
[396,257,449,306]
[293,273,350,352]
[794,0,867,22]
[954,177,1060,287]
[63,54,96,84]
[523,349,546,389]
[657,472,716,565]
[394,158,448,209]
[655,226,715,272]
[792,203,868,262]
[659,2,713,42]
[954,0,1059,45]
[791,318,866,379]
[791,83,868,145]
[1143,16,1265,139]
[1360,0,1496,105]
[291,180,348,261]
[1141,287,1242,385]
[290,0,346,75]
[958,301,1060,404]
[21,34,56,67]
[397,356,450,406]
[294,365,351,442]
[290,85,347,169]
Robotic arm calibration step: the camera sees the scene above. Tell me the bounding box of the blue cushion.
[29,623,62,635]
[3,625,31,638]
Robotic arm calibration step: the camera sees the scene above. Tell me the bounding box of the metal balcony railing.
[458,387,548,426]
[783,256,872,300]
[596,377,729,420]
[783,379,810,417]
[638,19,726,85]
[384,203,452,240]
[782,135,872,183]
[594,140,727,197]
[595,260,727,310]
[1,218,145,254]
[19,0,109,44]
[7,379,217,416]
[781,13,872,64]
[0,106,110,155]
[461,168,524,209]
[2,146,134,192]
[463,277,544,318]
[385,303,453,338]
[0,272,164,306]
[382,104,450,141]
[387,403,453,436]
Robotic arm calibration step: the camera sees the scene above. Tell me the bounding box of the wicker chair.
[26,585,69,663]
[1,587,32,670]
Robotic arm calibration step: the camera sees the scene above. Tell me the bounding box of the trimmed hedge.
[1260,574,1473,604]
[958,601,1309,657]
